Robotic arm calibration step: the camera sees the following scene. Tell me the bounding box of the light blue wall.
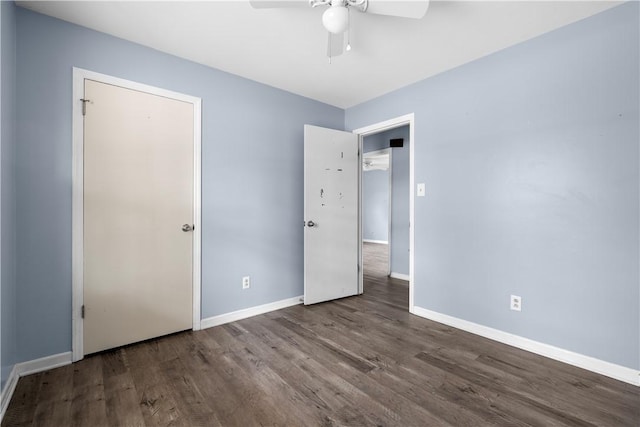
[14,7,343,363]
[362,168,389,243]
[387,127,409,276]
[363,133,387,152]
[8,2,639,374]
[346,2,639,370]
[363,129,389,244]
[363,126,410,276]
[1,0,17,391]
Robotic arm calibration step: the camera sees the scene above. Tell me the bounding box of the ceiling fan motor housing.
[311,0,368,34]
[322,5,349,34]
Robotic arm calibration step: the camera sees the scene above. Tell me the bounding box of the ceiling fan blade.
[249,0,308,9]
[365,0,429,19]
[327,32,344,58]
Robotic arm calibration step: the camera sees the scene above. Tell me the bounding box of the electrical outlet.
[242,276,250,289]
[510,295,522,311]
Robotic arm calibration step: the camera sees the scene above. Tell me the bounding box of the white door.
[83,79,194,354]
[304,125,360,305]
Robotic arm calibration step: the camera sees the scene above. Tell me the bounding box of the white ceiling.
[16,0,621,108]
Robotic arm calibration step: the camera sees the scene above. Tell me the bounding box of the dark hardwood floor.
[3,243,639,426]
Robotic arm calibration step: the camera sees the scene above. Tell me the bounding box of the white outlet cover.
[510,295,522,311]
[417,183,426,197]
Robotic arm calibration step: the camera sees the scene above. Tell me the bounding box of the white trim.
[0,366,18,423]
[412,306,640,387]
[353,114,415,136]
[191,82,203,332]
[201,296,303,330]
[72,67,202,361]
[353,113,415,311]
[363,239,388,245]
[389,272,410,281]
[13,352,72,377]
[0,352,73,423]
[358,137,364,295]
[71,68,84,363]
[386,148,393,276]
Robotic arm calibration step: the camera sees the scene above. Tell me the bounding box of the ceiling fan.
[249,0,430,59]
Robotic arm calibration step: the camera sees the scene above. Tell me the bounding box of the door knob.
[182,224,194,232]
[307,221,316,228]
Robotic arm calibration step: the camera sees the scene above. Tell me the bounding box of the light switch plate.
[417,183,426,197]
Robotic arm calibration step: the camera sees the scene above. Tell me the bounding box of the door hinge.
[81,305,85,319]
[80,99,91,116]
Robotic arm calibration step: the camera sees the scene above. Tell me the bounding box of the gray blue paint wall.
[362,168,389,243]
[346,2,639,370]
[1,0,17,391]
[362,129,390,244]
[13,7,343,363]
[3,0,638,377]
[363,126,410,276]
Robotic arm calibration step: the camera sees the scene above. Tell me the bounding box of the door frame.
[353,113,415,312]
[362,148,392,275]
[71,68,202,362]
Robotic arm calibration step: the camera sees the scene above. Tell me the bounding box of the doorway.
[71,68,202,361]
[354,114,415,312]
[362,148,391,275]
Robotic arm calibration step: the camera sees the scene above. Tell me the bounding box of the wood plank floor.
[3,243,639,426]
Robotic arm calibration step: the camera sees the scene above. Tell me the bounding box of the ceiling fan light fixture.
[322,5,349,34]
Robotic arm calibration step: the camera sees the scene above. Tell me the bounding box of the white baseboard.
[411,306,639,386]
[0,351,72,423]
[389,272,410,281]
[363,239,388,245]
[0,365,19,423]
[16,352,72,377]
[201,296,303,330]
